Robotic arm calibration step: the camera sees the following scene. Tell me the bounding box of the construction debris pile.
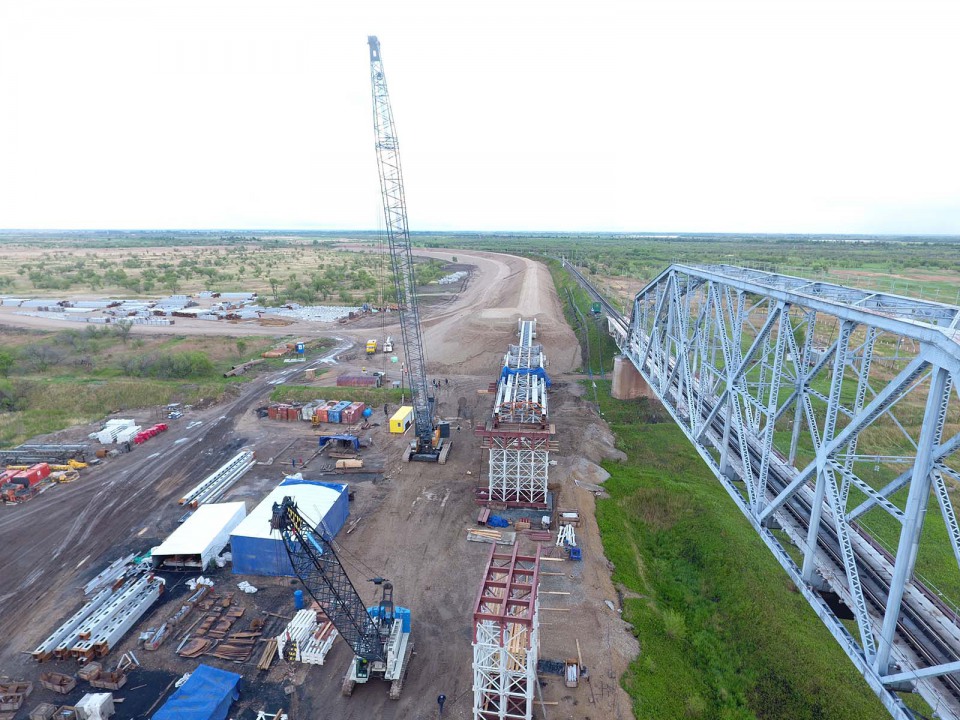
[176,591,264,663]
[437,271,468,285]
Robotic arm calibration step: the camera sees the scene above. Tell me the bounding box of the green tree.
[0,350,14,377]
[114,320,133,344]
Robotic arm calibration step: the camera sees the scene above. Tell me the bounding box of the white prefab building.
[152,502,247,571]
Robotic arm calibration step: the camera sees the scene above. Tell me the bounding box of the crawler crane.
[270,497,413,698]
[368,35,451,463]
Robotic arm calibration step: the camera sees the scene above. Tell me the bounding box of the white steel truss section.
[497,320,548,426]
[472,545,541,720]
[494,371,548,427]
[614,264,960,720]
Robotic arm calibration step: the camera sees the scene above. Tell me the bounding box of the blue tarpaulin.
[318,435,361,451]
[499,366,552,387]
[153,664,241,720]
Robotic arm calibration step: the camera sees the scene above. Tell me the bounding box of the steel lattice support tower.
[608,263,960,719]
[478,319,555,507]
[483,435,553,506]
[472,544,541,720]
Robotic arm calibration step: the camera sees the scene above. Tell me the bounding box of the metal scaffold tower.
[472,544,541,720]
[612,263,960,719]
[477,319,556,507]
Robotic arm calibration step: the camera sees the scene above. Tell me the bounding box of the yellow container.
[389,406,414,434]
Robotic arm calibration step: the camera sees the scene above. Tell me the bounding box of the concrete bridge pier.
[611,355,651,400]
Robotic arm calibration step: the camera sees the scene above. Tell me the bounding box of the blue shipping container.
[328,401,351,424]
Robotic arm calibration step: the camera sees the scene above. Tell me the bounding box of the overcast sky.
[1,0,958,234]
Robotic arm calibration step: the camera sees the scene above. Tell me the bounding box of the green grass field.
[545,258,620,376]
[593,384,922,719]
[0,325,280,446]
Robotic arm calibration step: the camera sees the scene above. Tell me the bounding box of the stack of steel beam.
[33,566,164,663]
[178,449,255,507]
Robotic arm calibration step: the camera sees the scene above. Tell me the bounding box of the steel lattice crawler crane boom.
[368,35,451,463]
[270,497,414,698]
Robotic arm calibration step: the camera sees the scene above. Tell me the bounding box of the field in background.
[4,230,957,311]
[0,325,285,447]
[0,235,448,306]
[421,232,960,311]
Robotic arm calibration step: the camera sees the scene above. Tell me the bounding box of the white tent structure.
[152,502,247,571]
[231,478,348,576]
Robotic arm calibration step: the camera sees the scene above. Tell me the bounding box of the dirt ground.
[0,249,637,720]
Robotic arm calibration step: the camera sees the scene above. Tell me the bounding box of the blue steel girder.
[613,263,960,719]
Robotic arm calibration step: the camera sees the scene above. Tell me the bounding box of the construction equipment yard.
[0,248,639,720]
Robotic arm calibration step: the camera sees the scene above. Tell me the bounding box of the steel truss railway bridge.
[567,261,960,719]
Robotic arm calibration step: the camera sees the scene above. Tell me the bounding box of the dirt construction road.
[0,250,637,720]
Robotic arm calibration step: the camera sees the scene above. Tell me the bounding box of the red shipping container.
[344,402,366,424]
[29,463,51,481]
